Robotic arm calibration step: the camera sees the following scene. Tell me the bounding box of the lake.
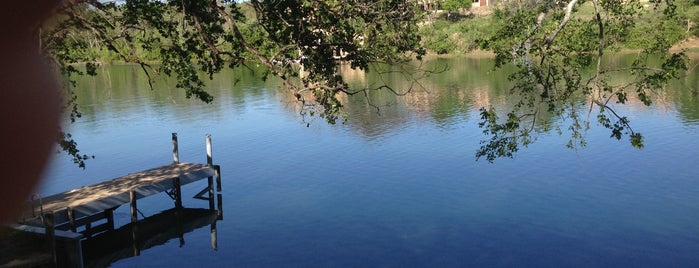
[39,56,699,267]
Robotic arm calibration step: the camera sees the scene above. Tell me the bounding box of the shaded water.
[40,56,699,267]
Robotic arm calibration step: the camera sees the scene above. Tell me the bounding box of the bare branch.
[591,0,604,101]
[545,0,579,49]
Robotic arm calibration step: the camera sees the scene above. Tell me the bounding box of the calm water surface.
[40,56,699,267]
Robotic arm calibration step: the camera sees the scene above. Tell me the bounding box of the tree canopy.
[41,0,425,167]
[39,0,691,165]
[476,0,688,161]
[442,0,471,14]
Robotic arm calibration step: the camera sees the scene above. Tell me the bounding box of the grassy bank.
[420,2,699,55]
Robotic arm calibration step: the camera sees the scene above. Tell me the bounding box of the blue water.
[39,61,699,267]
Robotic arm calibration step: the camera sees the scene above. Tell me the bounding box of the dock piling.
[206,134,212,166]
[174,177,183,209]
[43,212,57,265]
[172,133,179,163]
[208,177,215,210]
[210,221,218,251]
[215,165,222,192]
[106,208,115,231]
[130,191,138,223]
[67,207,77,232]
[206,134,215,210]
[217,194,223,220]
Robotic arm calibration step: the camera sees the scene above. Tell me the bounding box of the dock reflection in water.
[82,206,222,268]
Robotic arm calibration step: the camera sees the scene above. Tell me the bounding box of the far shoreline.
[72,38,699,66]
[422,37,699,60]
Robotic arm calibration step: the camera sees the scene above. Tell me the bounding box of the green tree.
[477,0,688,162]
[442,0,470,15]
[40,0,690,166]
[41,0,426,167]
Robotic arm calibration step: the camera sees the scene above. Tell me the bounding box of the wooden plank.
[22,162,216,226]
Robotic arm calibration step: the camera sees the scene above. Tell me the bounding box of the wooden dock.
[12,133,222,267]
[21,162,220,230]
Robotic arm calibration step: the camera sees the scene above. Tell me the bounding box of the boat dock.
[12,133,222,267]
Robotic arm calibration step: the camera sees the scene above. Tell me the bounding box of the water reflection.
[336,57,698,144]
[50,55,699,267]
[675,72,699,124]
[82,207,221,267]
[72,56,699,139]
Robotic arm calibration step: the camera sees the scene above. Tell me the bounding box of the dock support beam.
[174,177,183,209]
[206,134,212,165]
[43,212,57,265]
[172,133,179,163]
[207,177,215,210]
[106,208,115,231]
[210,221,218,251]
[217,194,223,220]
[215,165,222,192]
[206,134,214,210]
[67,207,77,232]
[203,134,223,218]
[130,190,141,256]
[132,226,140,257]
[130,191,138,223]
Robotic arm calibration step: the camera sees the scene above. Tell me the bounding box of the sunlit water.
[39,57,699,267]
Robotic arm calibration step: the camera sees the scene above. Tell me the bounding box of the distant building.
[416,0,439,11]
[415,0,496,11]
[472,0,490,7]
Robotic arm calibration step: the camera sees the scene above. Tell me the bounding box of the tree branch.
[545,0,579,49]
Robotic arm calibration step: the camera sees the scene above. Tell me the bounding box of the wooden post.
[130,191,138,223]
[67,236,84,268]
[65,236,84,268]
[208,177,215,210]
[206,134,215,210]
[67,207,77,232]
[130,190,140,256]
[217,194,223,220]
[210,221,218,251]
[106,208,115,231]
[43,212,57,266]
[174,177,182,209]
[132,224,140,257]
[215,165,222,192]
[206,134,213,165]
[172,133,179,163]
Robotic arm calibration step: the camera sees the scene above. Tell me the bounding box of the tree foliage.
[41,0,691,166]
[442,0,471,14]
[477,0,688,162]
[41,0,425,167]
